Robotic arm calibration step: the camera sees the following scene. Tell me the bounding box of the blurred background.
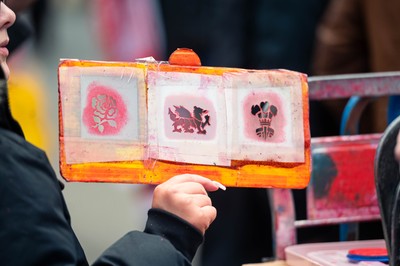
[11,0,392,265]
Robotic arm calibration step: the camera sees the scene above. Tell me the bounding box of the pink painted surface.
[308,72,400,100]
[82,83,128,136]
[243,91,287,143]
[270,189,296,259]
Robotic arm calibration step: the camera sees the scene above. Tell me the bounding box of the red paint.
[164,95,216,140]
[308,135,381,219]
[327,148,375,203]
[82,82,128,135]
[243,91,286,142]
[348,248,387,256]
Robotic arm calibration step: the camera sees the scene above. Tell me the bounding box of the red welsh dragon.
[168,105,210,134]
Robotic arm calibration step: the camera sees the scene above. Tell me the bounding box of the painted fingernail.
[213,181,226,191]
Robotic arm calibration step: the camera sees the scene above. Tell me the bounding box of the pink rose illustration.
[83,83,128,135]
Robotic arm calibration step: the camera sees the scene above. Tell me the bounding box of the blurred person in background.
[91,0,165,62]
[0,1,223,265]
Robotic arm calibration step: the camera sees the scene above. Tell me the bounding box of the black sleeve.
[0,129,203,266]
[0,129,88,265]
[92,209,203,266]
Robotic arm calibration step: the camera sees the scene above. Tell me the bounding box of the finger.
[167,174,220,192]
[201,205,217,227]
[212,181,226,191]
[187,194,212,207]
[173,182,209,195]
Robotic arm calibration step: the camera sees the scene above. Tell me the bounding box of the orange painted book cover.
[58,49,310,188]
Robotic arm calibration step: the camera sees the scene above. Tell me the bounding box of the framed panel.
[147,71,229,166]
[58,56,310,188]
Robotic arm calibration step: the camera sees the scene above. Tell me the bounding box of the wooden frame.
[58,49,311,188]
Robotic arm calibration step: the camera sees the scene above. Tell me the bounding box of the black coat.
[0,76,202,265]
